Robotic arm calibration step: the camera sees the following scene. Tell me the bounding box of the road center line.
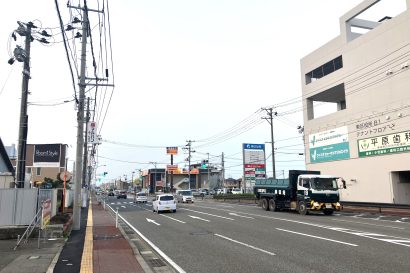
[180,208,234,220]
[215,234,275,256]
[276,228,358,247]
[161,214,186,224]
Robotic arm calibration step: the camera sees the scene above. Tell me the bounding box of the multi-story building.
[10,143,68,187]
[300,0,410,204]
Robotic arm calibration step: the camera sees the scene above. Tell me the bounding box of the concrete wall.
[300,2,410,204]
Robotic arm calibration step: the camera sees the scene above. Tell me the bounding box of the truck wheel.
[269,199,277,212]
[298,201,308,215]
[323,209,334,215]
[262,199,270,211]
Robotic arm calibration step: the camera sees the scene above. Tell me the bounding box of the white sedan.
[153,194,177,213]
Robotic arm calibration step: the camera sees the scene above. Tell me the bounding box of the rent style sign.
[33,144,61,167]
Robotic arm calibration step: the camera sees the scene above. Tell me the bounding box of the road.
[102,195,410,273]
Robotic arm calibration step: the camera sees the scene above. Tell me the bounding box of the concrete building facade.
[300,0,410,204]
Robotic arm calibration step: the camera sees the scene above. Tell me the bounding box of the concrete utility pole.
[82,97,90,188]
[207,153,210,189]
[221,152,225,189]
[184,140,195,190]
[73,6,88,230]
[16,22,34,188]
[262,107,277,179]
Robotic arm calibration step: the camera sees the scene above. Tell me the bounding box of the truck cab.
[296,175,343,215]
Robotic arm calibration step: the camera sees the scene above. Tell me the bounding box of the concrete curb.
[117,223,154,273]
[46,238,67,273]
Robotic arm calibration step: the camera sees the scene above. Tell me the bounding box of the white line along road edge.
[215,234,275,256]
[276,228,358,247]
[107,205,186,273]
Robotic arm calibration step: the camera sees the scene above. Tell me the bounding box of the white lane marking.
[161,214,186,224]
[128,202,133,204]
[229,213,254,219]
[107,205,186,273]
[188,215,210,222]
[276,228,358,247]
[332,219,405,230]
[215,234,275,256]
[110,203,115,205]
[180,208,234,221]
[192,204,410,248]
[146,218,160,226]
[121,206,126,208]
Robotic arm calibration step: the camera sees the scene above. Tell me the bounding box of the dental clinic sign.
[33,144,61,167]
[309,126,350,163]
[358,131,410,157]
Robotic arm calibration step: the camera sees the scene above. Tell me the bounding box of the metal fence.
[0,188,60,226]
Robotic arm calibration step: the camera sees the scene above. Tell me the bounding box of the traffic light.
[103,171,108,177]
[201,160,208,169]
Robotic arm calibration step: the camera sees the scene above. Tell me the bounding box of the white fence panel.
[0,189,38,226]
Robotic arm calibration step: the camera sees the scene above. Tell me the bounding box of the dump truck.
[254,170,346,215]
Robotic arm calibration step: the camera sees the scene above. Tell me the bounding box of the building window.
[26,167,31,174]
[36,167,41,176]
[305,56,343,84]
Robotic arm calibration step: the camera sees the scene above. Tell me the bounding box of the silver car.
[176,190,194,203]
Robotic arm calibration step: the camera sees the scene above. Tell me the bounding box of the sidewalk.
[90,196,147,273]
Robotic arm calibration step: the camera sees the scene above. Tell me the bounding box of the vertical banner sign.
[308,126,350,163]
[243,143,266,191]
[87,121,97,144]
[41,199,51,229]
[166,147,178,155]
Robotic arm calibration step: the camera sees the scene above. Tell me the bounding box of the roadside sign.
[41,199,51,229]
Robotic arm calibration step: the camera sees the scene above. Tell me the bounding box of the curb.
[46,238,67,273]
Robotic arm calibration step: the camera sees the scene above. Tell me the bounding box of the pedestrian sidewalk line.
[80,199,93,273]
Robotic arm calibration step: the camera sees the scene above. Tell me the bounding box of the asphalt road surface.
[102,196,410,273]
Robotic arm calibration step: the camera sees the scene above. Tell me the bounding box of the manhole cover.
[147,258,166,267]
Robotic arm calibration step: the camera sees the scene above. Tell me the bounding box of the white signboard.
[87,121,98,144]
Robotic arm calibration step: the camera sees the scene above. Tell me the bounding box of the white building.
[300,0,410,204]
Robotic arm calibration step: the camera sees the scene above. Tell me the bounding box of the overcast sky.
[1,0,404,182]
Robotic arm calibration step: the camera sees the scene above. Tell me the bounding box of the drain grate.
[93,234,122,240]
[147,258,167,268]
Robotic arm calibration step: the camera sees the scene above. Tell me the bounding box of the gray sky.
[2,0,402,182]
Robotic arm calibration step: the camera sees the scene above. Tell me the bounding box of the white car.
[231,188,242,194]
[153,194,177,213]
[135,192,148,203]
[176,190,194,203]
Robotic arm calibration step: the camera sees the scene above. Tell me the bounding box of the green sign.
[358,131,410,157]
[310,142,350,163]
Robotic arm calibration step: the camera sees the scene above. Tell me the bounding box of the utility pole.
[262,107,277,179]
[16,22,34,188]
[184,140,195,190]
[73,6,88,231]
[81,97,90,208]
[221,152,225,189]
[207,153,210,189]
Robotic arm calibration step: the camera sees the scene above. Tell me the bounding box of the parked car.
[176,190,194,203]
[153,194,176,213]
[117,191,127,199]
[108,191,114,196]
[231,188,242,194]
[198,188,209,195]
[216,189,223,195]
[135,192,148,203]
[191,189,204,197]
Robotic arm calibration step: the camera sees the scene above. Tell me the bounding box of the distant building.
[0,138,15,188]
[300,1,410,204]
[4,143,17,160]
[10,144,68,187]
[223,178,241,189]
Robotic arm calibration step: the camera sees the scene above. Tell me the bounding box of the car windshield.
[159,195,174,201]
[180,191,192,196]
[137,193,146,196]
[311,178,338,190]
